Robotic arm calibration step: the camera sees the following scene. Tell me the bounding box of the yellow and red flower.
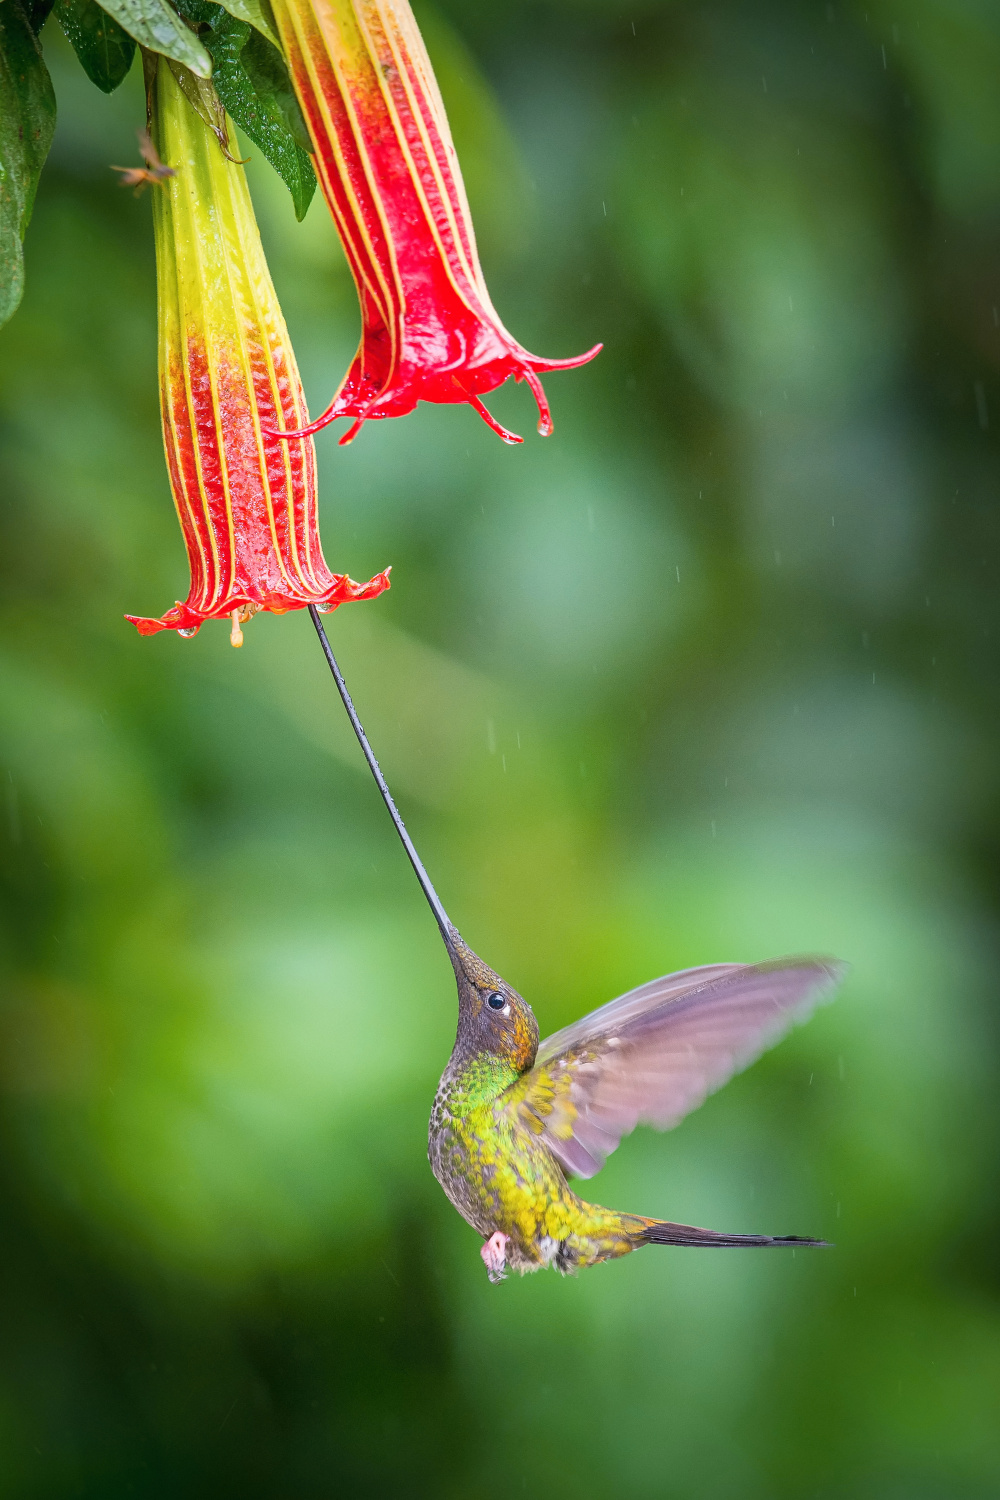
[127,56,389,642]
[268,0,601,446]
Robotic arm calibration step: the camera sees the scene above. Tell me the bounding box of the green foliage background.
[1,0,999,1493]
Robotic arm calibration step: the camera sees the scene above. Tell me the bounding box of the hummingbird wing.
[508,958,844,1179]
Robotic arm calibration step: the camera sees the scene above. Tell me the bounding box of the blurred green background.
[2,0,999,1494]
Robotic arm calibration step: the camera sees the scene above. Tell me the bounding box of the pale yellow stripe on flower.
[217,144,296,591]
[374,0,484,297]
[281,0,397,342]
[280,305,321,586]
[184,157,236,612]
[270,325,320,587]
[178,330,221,614]
[308,0,405,380]
[281,3,367,280]
[162,371,213,611]
[164,71,233,610]
[257,311,308,587]
[381,0,450,142]
[155,198,214,604]
[378,1,509,319]
[276,0,399,417]
[165,156,226,610]
[252,191,317,583]
[359,3,487,334]
[384,2,507,324]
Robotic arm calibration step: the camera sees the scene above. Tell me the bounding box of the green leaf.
[173,0,315,219]
[0,0,56,328]
[214,0,277,50]
[165,57,234,157]
[240,29,311,155]
[55,0,135,92]
[92,0,212,77]
[26,0,56,34]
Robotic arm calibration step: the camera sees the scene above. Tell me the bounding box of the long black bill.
[308,606,456,952]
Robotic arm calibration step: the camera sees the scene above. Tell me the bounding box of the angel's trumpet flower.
[268,0,601,446]
[127,57,389,642]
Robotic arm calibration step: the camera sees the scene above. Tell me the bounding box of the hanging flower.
[267,0,601,446]
[127,55,390,644]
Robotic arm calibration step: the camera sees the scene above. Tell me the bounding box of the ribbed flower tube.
[127,56,389,640]
[268,0,601,446]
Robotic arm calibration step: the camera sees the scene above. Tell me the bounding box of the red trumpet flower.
[269,0,601,446]
[127,58,389,643]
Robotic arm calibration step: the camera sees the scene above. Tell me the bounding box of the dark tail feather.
[642,1219,829,1249]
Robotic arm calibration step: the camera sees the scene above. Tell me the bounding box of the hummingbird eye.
[485,991,506,1010]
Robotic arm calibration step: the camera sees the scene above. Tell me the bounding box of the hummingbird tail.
[640,1218,829,1249]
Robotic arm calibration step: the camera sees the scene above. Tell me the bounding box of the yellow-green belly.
[429,1099,646,1273]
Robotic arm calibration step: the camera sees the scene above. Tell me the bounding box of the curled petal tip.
[266,414,330,442]
[521,367,554,437]
[340,566,392,601]
[532,342,604,372]
[125,613,167,637]
[125,602,202,637]
[266,391,352,442]
[338,414,368,446]
[467,391,523,445]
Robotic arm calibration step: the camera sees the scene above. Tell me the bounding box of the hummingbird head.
[444,928,539,1075]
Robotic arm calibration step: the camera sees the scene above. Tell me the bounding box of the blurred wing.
[510,958,844,1179]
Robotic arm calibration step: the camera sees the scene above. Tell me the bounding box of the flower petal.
[129,56,389,640]
[269,0,601,443]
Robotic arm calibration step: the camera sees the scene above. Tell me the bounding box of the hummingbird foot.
[481,1232,509,1283]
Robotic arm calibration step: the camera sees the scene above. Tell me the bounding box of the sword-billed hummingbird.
[310,609,843,1281]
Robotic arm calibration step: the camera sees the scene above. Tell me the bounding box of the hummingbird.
[310,610,844,1281]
